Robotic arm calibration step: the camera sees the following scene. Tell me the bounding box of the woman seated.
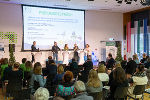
[108,67,128,99]
[97,64,109,84]
[127,64,148,98]
[71,81,93,100]
[30,63,46,94]
[54,64,65,85]
[86,69,103,94]
[56,71,76,99]
[6,62,23,99]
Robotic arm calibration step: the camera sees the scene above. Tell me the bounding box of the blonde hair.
[97,64,106,73]
[57,64,64,74]
[133,54,138,60]
[114,61,121,68]
[87,69,101,88]
[34,87,49,100]
[33,65,42,75]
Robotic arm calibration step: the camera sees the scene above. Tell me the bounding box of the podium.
[78,50,85,65]
[62,51,69,65]
[31,52,42,63]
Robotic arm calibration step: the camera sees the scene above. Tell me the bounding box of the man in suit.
[31,41,39,63]
[52,42,60,64]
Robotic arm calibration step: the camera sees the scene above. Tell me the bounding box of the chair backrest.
[88,92,103,100]
[33,80,40,91]
[114,87,128,99]
[133,85,145,95]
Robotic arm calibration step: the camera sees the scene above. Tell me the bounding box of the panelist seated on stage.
[31,41,39,52]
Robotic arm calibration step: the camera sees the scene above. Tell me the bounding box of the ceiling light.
[88,0,94,1]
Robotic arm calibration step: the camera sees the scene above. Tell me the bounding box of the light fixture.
[116,0,150,6]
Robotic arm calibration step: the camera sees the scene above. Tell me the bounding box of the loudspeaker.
[9,44,15,52]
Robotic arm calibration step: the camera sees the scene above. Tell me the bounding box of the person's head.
[99,61,106,66]
[136,64,145,73]
[8,60,14,67]
[33,63,42,75]
[53,97,64,100]
[113,61,121,69]
[143,53,146,58]
[86,44,89,48]
[22,58,27,64]
[3,58,8,65]
[108,53,112,58]
[87,55,92,60]
[57,64,64,74]
[72,58,76,62]
[74,81,86,93]
[65,44,68,47]
[14,62,20,69]
[74,44,77,47]
[34,62,42,68]
[54,41,57,46]
[34,87,49,100]
[128,57,132,62]
[97,64,106,73]
[113,67,126,83]
[48,56,52,60]
[63,71,74,83]
[25,61,32,68]
[124,55,127,61]
[133,54,138,60]
[33,41,36,45]
[87,69,101,88]
[48,59,55,65]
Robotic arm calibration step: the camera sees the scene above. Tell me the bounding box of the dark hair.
[48,56,52,60]
[72,58,75,62]
[34,62,42,68]
[113,67,126,83]
[137,64,145,72]
[22,58,27,63]
[99,61,106,66]
[108,53,112,58]
[49,60,55,65]
[63,71,73,83]
[3,58,8,64]
[25,61,32,68]
[87,55,92,60]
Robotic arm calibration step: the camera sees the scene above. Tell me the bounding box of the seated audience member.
[6,62,23,99]
[54,64,65,84]
[20,58,27,72]
[23,61,33,87]
[121,55,127,70]
[86,69,103,93]
[3,61,13,81]
[1,58,8,79]
[30,63,46,94]
[46,56,53,68]
[106,53,115,70]
[145,58,150,69]
[125,57,137,76]
[108,67,128,99]
[56,71,76,99]
[133,54,139,64]
[128,64,148,98]
[34,87,50,100]
[108,61,121,86]
[69,58,79,78]
[140,53,147,64]
[97,64,109,83]
[71,81,93,100]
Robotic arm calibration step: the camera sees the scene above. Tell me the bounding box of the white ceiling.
[0,0,148,12]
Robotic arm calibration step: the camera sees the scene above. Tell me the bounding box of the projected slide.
[23,5,84,50]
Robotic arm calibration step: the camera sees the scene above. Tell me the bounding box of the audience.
[69,58,79,78]
[71,81,93,100]
[34,87,50,100]
[140,53,147,64]
[145,57,150,69]
[6,62,23,100]
[56,71,76,99]
[108,67,128,99]
[1,58,8,79]
[106,53,115,70]
[133,54,139,64]
[97,64,109,83]
[86,69,103,94]
[20,58,27,73]
[127,64,148,98]
[30,63,46,94]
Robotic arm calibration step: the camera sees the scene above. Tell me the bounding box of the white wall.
[0,3,123,64]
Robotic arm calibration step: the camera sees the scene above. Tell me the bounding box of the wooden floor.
[0,88,150,100]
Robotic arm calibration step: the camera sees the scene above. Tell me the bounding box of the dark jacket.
[31,45,38,52]
[140,58,147,64]
[125,60,137,75]
[106,58,115,69]
[52,45,60,54]
[83,60,93,74]
[145,62,150,69]
[46,64,57,75]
